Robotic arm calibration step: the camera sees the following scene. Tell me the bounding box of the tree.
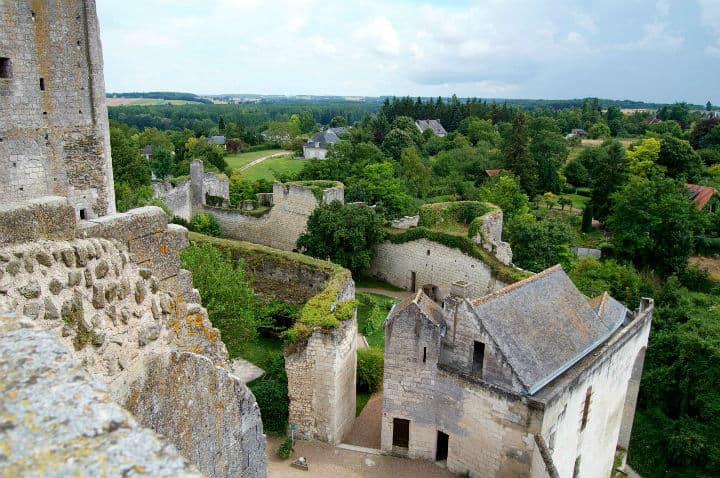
[478,174,529,219]
[590,140,627,220]
[507,215,575,272]
[190,212,224,237]
[354,162,413,218]
[150,147,174,180]
[588,121,612,139]
[531,131,568,193]
[297,201,386,276]
[461,118,501,147]
[581,205,593,233]
[707,101,713,111]
[329,115,347,128]
[564,159,589,187]
[607,176,702,276]
[569,257,640,308]
[658,136,704,181]
[503,113,538,195]
[400,147,431,198]
[299,111,315,134]
[110,122,151,187]
[626,137,663,178]
[382,128,416,161]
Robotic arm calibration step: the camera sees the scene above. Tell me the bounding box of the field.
[106,97,202,106]
[225,149,288,170]
[236,155,304,182]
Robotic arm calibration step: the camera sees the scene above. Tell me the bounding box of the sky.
[97,0,720,104]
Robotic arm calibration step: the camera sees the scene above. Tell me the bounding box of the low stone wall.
[369,238,507,299]
[0,304,203,477]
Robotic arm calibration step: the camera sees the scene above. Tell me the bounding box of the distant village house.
[302,127,347,159]
[687,183,719,212]
[415,119,447,137]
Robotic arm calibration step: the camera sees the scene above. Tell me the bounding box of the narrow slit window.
[79,209,87,220]
[40,77,45,90]
[423,347,427,363]
[580,386,592,430]
[0,58,11,78]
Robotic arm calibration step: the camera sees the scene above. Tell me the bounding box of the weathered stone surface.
[49,278,63,295]
[78,207,168,243]
[61,248,75,267]
[135,280,146,304]
[84,268,94,287]
[67,270,81,287]
[22,302,39,319]
[114,351,267,478]
[95,259,109,279]
[0,312,201,477]
[92,284,106,309]
[0,197,77,246]
[18,281,40,299]
[44,297,60,320]
[138,321,160,346]
[36,251,53,267]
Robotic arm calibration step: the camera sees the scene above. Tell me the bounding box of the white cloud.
[353,16,401,57]
[699,0,720,57]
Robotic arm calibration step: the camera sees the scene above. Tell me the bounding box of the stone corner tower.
[0,0,115,218]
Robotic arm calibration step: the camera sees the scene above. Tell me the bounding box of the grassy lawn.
[237,155,304,182]
[226,336,284,370]
[355,276,406,292]
[560,193,590,210]
[357,292,398,350]
[225,149,288,170]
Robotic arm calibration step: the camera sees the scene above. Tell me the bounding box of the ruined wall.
[285,273,357,444]
[206,181,344,251]
[0,0,114,218]
[0,198,267,478]
[154,179,192,221]
[381,302,539,477]
[0,305,203,477]
[370,239,507,299]
[472,207,513,266]
[534,306,653,478]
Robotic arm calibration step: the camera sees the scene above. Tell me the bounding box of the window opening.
[40,78,45,90]
[472,341,485,376]
[0,58,11,78]
[79,209,87,220]
[436,431,449,461]
[423,347,427,363]
[392,418,410,448]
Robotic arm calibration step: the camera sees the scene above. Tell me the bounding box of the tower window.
[0,58,11,78]
[40,77,45,90]
[423,347,427,363]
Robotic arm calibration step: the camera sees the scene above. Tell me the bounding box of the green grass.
[357,292,398,350]
[355,276,405,292]
[237,155,304,182]
[560,193,589,210]
[226,336,284,369]
[356,392,372,416]
[225,149,288,170]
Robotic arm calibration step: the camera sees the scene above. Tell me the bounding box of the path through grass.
[225,149,288,170]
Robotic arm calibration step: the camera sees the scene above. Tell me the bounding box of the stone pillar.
[190,160,205,216]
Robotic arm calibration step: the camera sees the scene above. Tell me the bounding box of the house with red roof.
[686,183,719,212]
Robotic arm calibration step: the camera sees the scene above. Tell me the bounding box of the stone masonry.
[0,0,115,218]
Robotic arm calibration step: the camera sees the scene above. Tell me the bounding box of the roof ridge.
[596,291,609,318]
[470,264,563,305]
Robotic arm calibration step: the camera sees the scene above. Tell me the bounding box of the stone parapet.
[0,196,76,245]
[0,305,203,478]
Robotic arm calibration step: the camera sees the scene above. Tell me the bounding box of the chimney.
[450,280,471,298]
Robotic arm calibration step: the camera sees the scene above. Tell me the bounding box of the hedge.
[357,347,384,393]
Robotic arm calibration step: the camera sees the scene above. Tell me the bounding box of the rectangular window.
[392,418,410,448]
[40,77,45,90]
[580,387,592,431]
[423,347,427,363]
[0,58,11,78]
[472,341,485,376]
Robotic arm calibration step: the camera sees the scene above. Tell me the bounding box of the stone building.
[382,265,652,477]
[0,0,115,219]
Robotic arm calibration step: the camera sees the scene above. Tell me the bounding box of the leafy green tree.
[478,174,530,218]
[382,128,416,161]
[299,111,315,134]
[564,159,589,187]
[626,137,663,178]
[607,176,703,275]
[590,141,627,220]
[138,127,174,152]
[569,256,641,307]
[329,115,347,128]
[581,205,593,233]
[503,113,537,195]
[507,215,575,272]
[531,131,568,193]
[461,118,501,147]
[190,212,223,237]
[355,162,413,218]
[400,147,431,198]
[689,118,720,150]
[110,122,151,187]
[658,136,704,181]
[588,121,612,139]
[179,241,264,341]
[150,147,174,180]
[297,201,385,276]
[114,183,153,213]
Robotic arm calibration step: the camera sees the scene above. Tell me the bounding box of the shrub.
[277,435,293,458]
[190,212,223,237]
[357,347,384,393]
[248,355,289,435]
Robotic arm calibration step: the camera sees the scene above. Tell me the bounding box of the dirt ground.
[266,436,455,478]
[344,392,382,448]
[689,256,720,281]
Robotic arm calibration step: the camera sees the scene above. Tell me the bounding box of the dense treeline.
[108,91,213,104]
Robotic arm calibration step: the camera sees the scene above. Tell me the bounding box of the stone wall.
[369,238,507,299]
[206,181,344,251]
[154,179,192,221]
[0,305,203,477]
[0,199,267,478]
[0,0,115,218]
[471,206,513,266]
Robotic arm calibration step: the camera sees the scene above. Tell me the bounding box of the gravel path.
[267,436,454,478]
[237,152,290,172]
[344,392,382,449]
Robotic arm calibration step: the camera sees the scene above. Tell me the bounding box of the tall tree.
[658,136,704,181]
[503,112,537,196]
[590,140,627,220]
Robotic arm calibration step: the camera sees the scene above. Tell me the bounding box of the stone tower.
[0,0,115,218]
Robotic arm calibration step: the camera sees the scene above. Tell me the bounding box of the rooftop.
[415,119,447,136]
[686,183,718,210]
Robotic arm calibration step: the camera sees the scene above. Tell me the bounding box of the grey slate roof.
[305,130,341,149]
[591,292,628,329]
[327,127,348,135]
[207,135,226,145]
[415,119,447,136]
[469,265,625,394]
[388,290,446,328]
